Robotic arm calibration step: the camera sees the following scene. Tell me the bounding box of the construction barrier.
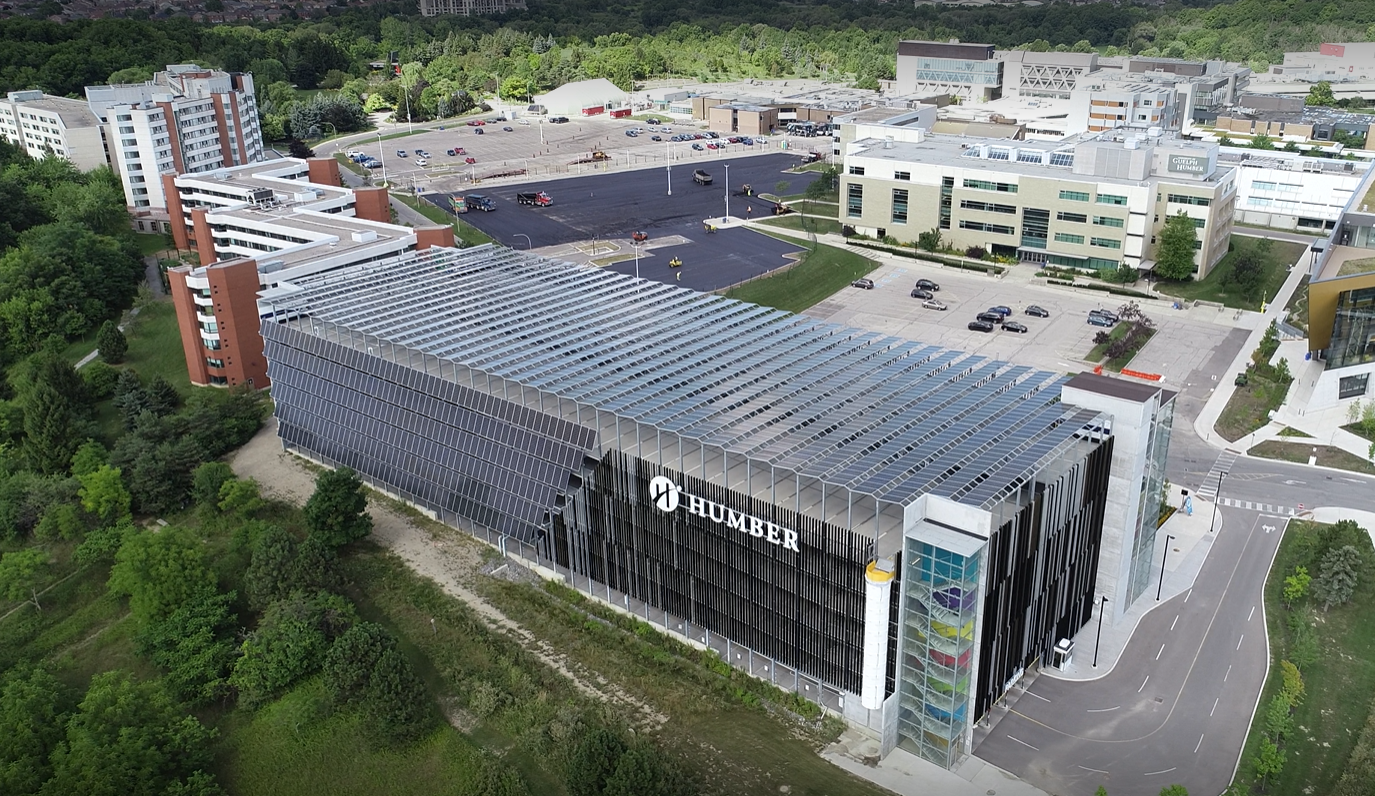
[1120,368,1163,381]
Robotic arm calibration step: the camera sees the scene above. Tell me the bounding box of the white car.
[415,158,428,166]
[518,118,530,125]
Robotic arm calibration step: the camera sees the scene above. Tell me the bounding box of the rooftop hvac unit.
[214,172,231,181]
[249,188,273,204]
[351,230,379,243]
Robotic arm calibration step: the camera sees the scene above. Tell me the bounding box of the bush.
[81,361,119,400]
[230,591,356,708]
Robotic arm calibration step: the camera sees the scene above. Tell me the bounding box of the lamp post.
[1092,594,1108,668]
[1210,470,1226,532]
[665,138,672,196]
[724,163,730,221]
[399,66,414,135]
[633,242,641,279]
[1156,534,1177,601]
[514,233,532,250]
[376,131,388,188]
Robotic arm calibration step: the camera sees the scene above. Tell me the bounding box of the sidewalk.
[824,730,1051,796]
[1043,486,1219,681]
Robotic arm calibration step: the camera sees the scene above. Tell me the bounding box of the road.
[975,507,1282,796]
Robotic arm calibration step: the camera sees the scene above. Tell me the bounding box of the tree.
[78,464,131,526]
[1307,81,1336,107]
[566,727,627,796]
[1250,134,1274,150]
[1279,660,1304,706]
[192,461,235,509]
[1158,787,1188,796]
[136,590,240,706]
[42,671,220,796]
[230,591,354,708]
[1282,566,1310,608]
[217,477,264,517]
[304,467,372,548]
[244,524,298,611]
[1253,738,1285,788]
[1263,693,1294,742]
[1313,544,1363,610]
[0,548,50,611]
[69,439,108,478]
[1154,212,1199,281]
[96,320,126,364]
[22,352,89,475]
[322,622,394,707]
[604,743,685,796]
[1227,244,1265,301]
[364,646,433,743]
[0,666,69,796]
[108,526,217,626]
[916,228,944,253]
[1095,788,1109,796]
[287,139,316,159]
[145,375,180,417]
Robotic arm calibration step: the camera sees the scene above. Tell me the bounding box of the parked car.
[1025,305,1050,318]
[976,312,1005,324]
[651,135,662,141]
[646,117,661,125]
[518,118,530,125]
[446,149,456,156]
[503,126,514,132]
[741,138,754,145]
[396,150,407,157]
[922,299,948,311]
[988,305,1013,317]
[474,128,484,135]
[910,288,933,300]
[1087,313,1116,327]
[455,147,466,155]
[851,278,875,290]
[693,169,712,185]
[549,116,570,123]
[968,320,995,332]
[415,149,429,157]
[415,158,428,166]
[1089,308,1120,323]
[706,142,719,149]
[1001,321,1029,333]
[691,143,704,150]
[625,130,639,137]
[915,279,940,292]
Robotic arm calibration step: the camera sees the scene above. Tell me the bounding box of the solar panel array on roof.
[270,245,1095,509]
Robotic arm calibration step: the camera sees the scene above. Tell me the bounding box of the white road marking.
[1156,643,1166,660]
[1007,735,1039,751]
[1138,676,1150,693]
[1170,614,1179,631]
[1026,691,1052,703]
[1087,705,1121,713]
[1248,605,1255,622]
[1194,734,1205,754]
[1144,767,1178,776]
[1078,765,1110,775]
[1237,635,1244,651]
[1185,588,1192,603]
[1225,664,1232,682]
[1211,697,1219,716]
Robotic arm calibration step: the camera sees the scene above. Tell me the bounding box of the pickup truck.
[517,191,553,207]
[463,194,497,212]
[693,169,713,185]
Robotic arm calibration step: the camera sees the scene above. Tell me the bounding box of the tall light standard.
[1092,594,1108,667]
[1156,534,1177,601]
[514,233,532,250]
[1210,471,1226,532]
[376,131,388,188]
[633,242,641,279]
[398,66,414,135]
[724,163,730,221]
[665,138,672,196]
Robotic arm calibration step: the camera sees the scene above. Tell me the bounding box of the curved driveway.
[975,508,1281,796]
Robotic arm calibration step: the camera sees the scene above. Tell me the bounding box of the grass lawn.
[393,194,494,248]
[725,237,877,313]
[1215,373,1293,441]
[333,152,367,177]
[133,232,173,257]
[1086,322,1130,361]
[1084,322,1155,371]
[1156,237,1306,310]
[123,299,192,394]
[1232,519,1375,795]
[1249,440,1375,475]
[756,213,843,236]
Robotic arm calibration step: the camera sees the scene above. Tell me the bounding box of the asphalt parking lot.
[421,153,822,292]
[807,258,1237,384]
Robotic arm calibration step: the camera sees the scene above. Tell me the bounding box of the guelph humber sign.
[648,475,801,552]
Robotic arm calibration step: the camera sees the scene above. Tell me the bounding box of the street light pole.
[514,233,532,250]
[1092,595,1107,668]
[1210,471,1226,532]
[376,131,388,188]
[634,242,641,279]
[665,138,671,196]
[1156,534,1177,601]
[724,163,730,221]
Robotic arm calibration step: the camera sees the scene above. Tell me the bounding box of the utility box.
[1053,638,1074,671]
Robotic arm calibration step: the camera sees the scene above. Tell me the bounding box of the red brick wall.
[169,267,212,386]
[307,157,340,186]
[414,225,455,250]
[165,173,188,250]
[207,259,270,388]
[353,186,390,223]
[191,208,215,266]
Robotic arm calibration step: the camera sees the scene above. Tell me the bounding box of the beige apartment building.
[838,130,1236,279]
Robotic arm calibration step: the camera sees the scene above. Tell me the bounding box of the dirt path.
[228,418,667,729]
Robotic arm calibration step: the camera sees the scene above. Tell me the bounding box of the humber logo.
[646,476,801,552]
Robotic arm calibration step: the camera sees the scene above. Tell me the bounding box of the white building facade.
[0,90,106,171]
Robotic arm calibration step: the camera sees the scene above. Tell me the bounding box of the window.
[1059,190,1090,202]
[987,148,1010,161]
[1097,193,1128,206]
[847,183,863,218]
[1191,218,1206,229]
[1021,208,1049,250]
[894,171,911,181]
[1340,374,1370,400]
[1056,212,1087,223]
[1090,237,1121,249]
[960,199,1017,214]
[1049,152,1075,167]
[959,220,1015,235]
[1054,232,1084,244]
[1016,150,1043,164]
[848,165,865,176]
[1167,194,1211,207]
[891,189,909,224]
[1093,216,1124,228]
[964,178,1017,193]
[1086,257,1120,270]
[1252,181,1277,191]
[206,357,225,369]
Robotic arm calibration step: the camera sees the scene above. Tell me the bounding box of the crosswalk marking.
[1218,497,1297,516]
[1196,450,1238,500]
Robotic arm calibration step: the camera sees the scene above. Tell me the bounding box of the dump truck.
[517,191,553,207]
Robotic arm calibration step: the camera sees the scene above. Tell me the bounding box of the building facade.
[895,41,1002,102]
[258,245,1174,770]
[418,0,525,16]
[86,65,263,215]
[0,90,106,171]
[166,157,454,388]
[837,129,1236,278]
[1226,152,1363,233]
[1305,165,1375,408]
[997,51,1099,100]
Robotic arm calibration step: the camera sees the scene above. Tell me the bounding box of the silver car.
[922,298,947,311]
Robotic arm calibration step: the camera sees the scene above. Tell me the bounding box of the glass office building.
[261,245,1146,769]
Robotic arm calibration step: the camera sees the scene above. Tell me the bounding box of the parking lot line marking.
[1211,697,1219,717]
[1138,676,1149,693]
[1156,644,1166,660]
[1248,605,1255,622]
[1236,635,1244,651]
[1194,734,1205,754]
[1007,735,1039,751]
[1087,705,1121,713]
[1026,691,1052,703]
[1185,588,1192,603]
[1078,765,1110,775]
[1170,614,1179,631]
[1225,664,1232,682]
[1144,767,1178,776]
